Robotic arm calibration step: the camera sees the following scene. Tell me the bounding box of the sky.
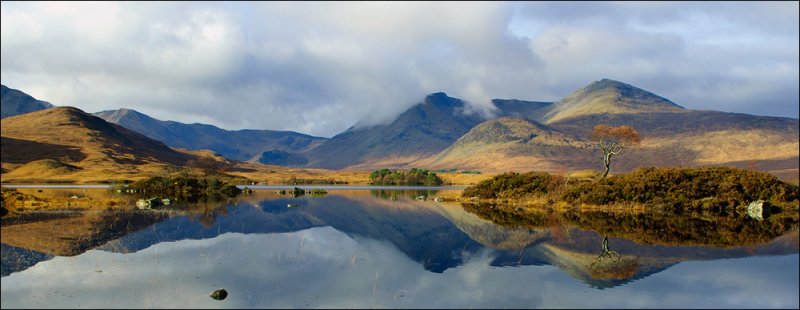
[1,1,798,137]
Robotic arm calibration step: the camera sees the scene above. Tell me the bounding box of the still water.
[1,188,798,308]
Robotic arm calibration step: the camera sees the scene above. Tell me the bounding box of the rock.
[747,200,765,221]
[136,197,163,210]
[136,199,149,209]
[208,288,228,300]
[242,187,253,195]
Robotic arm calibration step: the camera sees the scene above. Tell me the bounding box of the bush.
[462,171,563,199]
[562,167,799,209]
[369,168,444,186]
[129,175,243,201]
[462,167,799,210]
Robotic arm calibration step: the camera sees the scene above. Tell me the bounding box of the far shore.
[1,183,467,190]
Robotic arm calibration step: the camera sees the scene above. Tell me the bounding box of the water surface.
[1,188,797,308]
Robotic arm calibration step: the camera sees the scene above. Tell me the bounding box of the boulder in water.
[208,288,228,300]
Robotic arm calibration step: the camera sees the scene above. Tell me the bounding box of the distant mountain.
[410,79,797,177]
[1,85,54,118]
[304,92,487,169]
[94,108,326,161]
[1,107,193,182]
[300,79,796,178]
[540,79,686,123]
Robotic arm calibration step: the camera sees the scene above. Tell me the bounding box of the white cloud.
[1,1,797,137]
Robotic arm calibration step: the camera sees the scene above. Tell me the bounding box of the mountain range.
[93,108,326,162]
[1,85,53,119]
[1,79,797,182]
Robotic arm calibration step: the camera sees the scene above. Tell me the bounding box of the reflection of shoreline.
[433,201,799,288]
[460,202,800,248]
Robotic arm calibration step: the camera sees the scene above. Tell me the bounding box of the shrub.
[462,171,563,199]
[369,168,444,186]
[562,167,799,209]
[463,167,798,210]
[129,175,243,201]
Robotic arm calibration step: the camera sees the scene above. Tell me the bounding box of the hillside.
[304,92,487,169]
[1,85,54,118]
[548,111,800,172]
[414,117,589,172]
[540,79,686,123]
[94,108,326,161]
[1,107,194,182]
[248,149,309,166]
[493,99,555,121]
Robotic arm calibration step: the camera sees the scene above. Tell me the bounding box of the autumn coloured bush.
[461,171,564,199]
[368,168,444,186]
[463,167,799,210]
[562,167,798,209]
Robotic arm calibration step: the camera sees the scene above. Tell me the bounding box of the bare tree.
[592,125,641,178]
[188,156,228,177]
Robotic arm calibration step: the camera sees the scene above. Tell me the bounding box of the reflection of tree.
[187,202,231,228]
[370,189,440,201]
[597,235,620,261]
[588,235,639,281]
[198,211,216,228]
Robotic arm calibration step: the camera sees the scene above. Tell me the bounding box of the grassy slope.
[1,107,194,183]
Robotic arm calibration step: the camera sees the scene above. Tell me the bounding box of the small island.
[121,172,248,209]
[462,166,799,211]
[368,168,444,186]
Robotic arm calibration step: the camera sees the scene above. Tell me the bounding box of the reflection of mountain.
[0,211,169,275]
[534,242,678,289]
[97,192,484,273]
[0,244,52,277]
[431,203,549,251]
[452,202,799,288]
[3,191,797,286]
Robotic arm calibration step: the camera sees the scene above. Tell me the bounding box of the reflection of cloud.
[2,227,798,308]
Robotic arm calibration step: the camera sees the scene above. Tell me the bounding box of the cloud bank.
[2,2,797,137]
